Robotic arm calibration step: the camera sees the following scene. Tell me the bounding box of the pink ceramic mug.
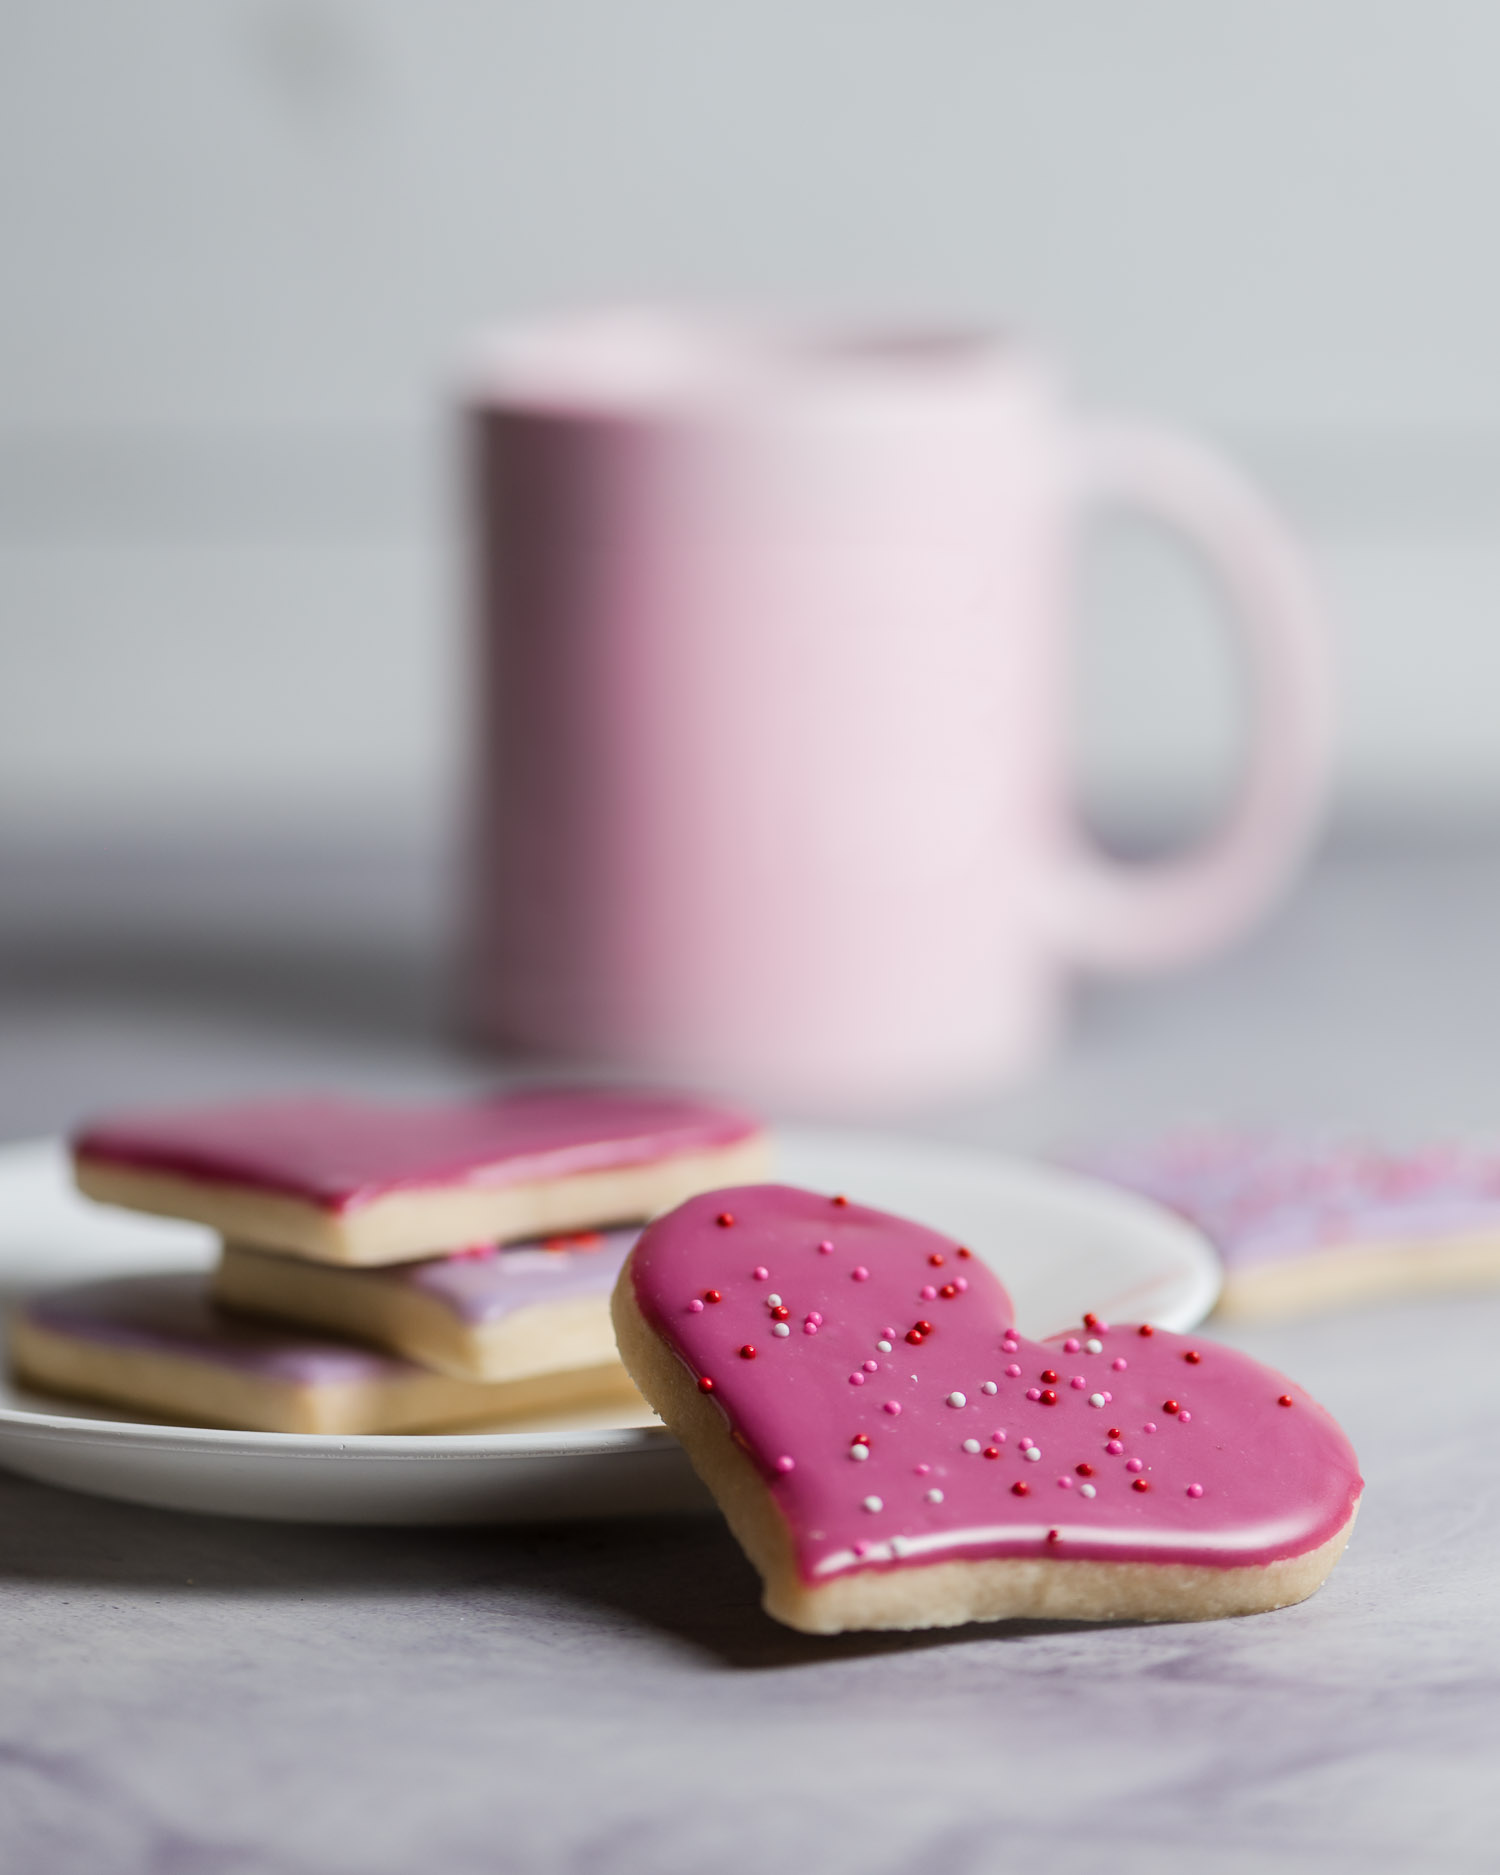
[461,310,1330,1108]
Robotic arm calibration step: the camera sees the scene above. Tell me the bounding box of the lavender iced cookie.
[1076,1136,1500,1320]
[8,1273,643,1434]
[214,1229,637,1382]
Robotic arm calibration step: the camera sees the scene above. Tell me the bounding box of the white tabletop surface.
[2,832,1497,1874]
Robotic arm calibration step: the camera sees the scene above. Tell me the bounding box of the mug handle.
[1048,418,1334,972]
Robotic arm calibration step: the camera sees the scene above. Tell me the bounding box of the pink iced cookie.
[73,1087,767,1266]
[1076,1135,1500,1320]
[612,1184,1362,1634]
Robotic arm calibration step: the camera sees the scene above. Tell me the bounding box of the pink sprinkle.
[954,1277,968,1292]
[1019,1437,1034,1450]
[863,1359,879,1373]
[1107,1439,1124,1455]
[1178,1410,1192,1424]
[848,1372,866,1386]
[807,1311,824,1326]
[1101,1391,1113,1404]
[688,1298,704,1313]
[803,1322,819,1335]
[774,1455,795,1473]
[853,1540,871,1557]
[1025,1388,1042,1402]
[1112,1357,1128,1372]
[991,1429,1007,1443]
[818,1240,834,1254]
[1187,1483,1204,1498]
[882,1401,902,1416]
[753,1266,770,1281]
[1006,1364,1022,1378]
[915,1463,930,1475]
[1126,1458,1144,1473]
[1143,1421,1158,1434]
[1094,1320,1111,1332]
[852,1266,870,1282]
[1063,1338,1080,1353]
[1070,1376,1086,1390]
[920,1284,937,1300]
[1057,1476,1073,1489]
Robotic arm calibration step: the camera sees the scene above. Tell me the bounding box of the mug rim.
[460,304,1046,419]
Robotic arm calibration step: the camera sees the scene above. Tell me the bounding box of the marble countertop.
[3,833,1499,1874]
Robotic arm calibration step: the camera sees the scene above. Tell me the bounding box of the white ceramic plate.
[0,1131,1218,1524]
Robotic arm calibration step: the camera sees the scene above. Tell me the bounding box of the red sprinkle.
[984,1445,1002,1460]
[1083,1313,1101,1330]
[697,1377,715,1393]
[1046,1528,1061,1543]
[1132,1478,1150,1492]
[939,1283,958,1299]
[703,1290,722,1304]
[770,1305,789,1321]
[1011,1481,1029,1496]
[1184,1350,1202,1364]
[1040,1390,1058,1406]
[739,1345,756,1360]
[1041,1370,1058,1384]
[1163,1400,1180,1415]
[957,1246,973,1260]
[852,1432,870,1446]
[716,1211,735,1228]
[832,1194,849,1207]
[1108,1428,1122,1439]
[1279,1393,1295,1407]
[905,1329,924,1345]
[928,1253,945,1267]
[915,1321,934,1337]
[1138,1324,1155,1337]
[1076,1463,1095,1477]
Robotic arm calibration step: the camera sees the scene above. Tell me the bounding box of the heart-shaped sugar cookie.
[613,1184,1363,1634]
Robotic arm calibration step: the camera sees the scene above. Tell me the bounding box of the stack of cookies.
[9,1087,768,1435]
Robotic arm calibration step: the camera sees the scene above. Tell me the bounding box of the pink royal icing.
[629,1185,1363,1585]
[74,1088,760,1216]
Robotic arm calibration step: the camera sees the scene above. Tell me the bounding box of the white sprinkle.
[1079,1483,1097,1499]
[1089,1392,1106,1408]
[772,1322,790,1337]
[767,1294,782,1307]
[1024,1447,1042,1462]
[925,1487,944,1504]
[849,1443,869,1461]
[963,1438,982,1454]
[947,1391,967,1409]
[862,1495,883,1514]
[876,1339,893,1353]
[981,1380,997,1395]
[1085,1338,1104,1354]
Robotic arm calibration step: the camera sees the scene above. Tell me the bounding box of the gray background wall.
[2,1,1497,844]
